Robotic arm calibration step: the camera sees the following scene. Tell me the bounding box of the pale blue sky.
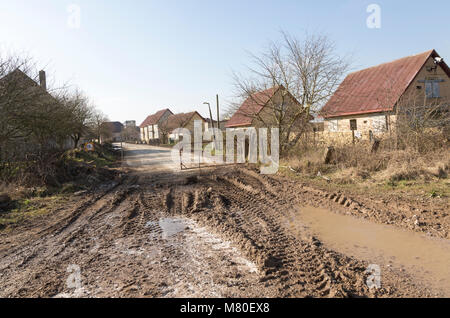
[1,0,449,123]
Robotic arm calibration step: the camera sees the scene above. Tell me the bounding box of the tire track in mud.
[211,174,355,297]
[0,176,144,297]
[154,172,356,297]
[0,165,435,298]
[132,177,270,298]
[153,168,432,298]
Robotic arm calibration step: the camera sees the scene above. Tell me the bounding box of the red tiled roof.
[225,86,280,128]
[165,111,205,131]
[139,109,172,128]
[320,50,450,118]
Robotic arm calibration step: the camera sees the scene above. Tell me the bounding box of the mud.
[292,206,450,295]
[0,146,447,297]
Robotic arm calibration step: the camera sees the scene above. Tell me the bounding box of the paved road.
[122,143,181,172]
[122,142,219,172]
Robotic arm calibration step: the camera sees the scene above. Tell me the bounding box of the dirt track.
[0,144,447,298]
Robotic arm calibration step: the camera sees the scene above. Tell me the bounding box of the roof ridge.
[226,85,281,128]
[347,50,434,76]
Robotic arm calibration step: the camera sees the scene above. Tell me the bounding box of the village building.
[205,118,229,131]
[320,50,450,140]
[124,120,137,128]
[0,69,77,150]
[225,86,305,130]
[139,109,173,144]
[164,111,207,143]
[101,121,124,143]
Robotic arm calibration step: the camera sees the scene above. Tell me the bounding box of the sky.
[1,0,449,124]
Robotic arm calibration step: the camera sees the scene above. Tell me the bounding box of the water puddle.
[289,206,450,296]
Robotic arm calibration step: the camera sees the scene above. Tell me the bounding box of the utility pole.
[216,94,220,131]
[204,101,217,149]
[120,138,124,165]
[204,102,214,130]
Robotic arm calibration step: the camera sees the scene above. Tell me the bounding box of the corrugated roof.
[139,109,172,128]
[225,86,279,128]
[320,50,450,118]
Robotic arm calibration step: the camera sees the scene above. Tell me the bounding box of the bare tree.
[0,54,76,183]
[395,88,449,153]
[59,90,94,148]
[159,113,194,144]
[230,31,351,155]
[0,56,69,159]
[121,125,140,142]
[352,69,450,152]
[0,51,111,184]
[88,110,111,143]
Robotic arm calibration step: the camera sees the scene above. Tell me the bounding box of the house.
[124,120,136,128]
[102,122,124,143]
[320,50,450,139]
[164,111,207,143]
[139,109,173,144]
[122,120,140,142]
[225,85,307,130]
[0,69,76,150]
[205,118,229,131]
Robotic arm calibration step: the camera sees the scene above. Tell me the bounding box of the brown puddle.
[287,206,450,296]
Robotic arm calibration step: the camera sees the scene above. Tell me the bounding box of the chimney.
[39,70,47,91]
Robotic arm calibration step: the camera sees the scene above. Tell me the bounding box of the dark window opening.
[350,119,357,131]
[425,80,441,98]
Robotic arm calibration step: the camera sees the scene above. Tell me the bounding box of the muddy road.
[0,143,448,297]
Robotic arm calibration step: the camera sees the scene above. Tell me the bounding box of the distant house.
[122,120,140,142]
[0,69,76,150]
[225,85,306,130]
[102,122,124,143]
[320,50,450,138]
[124,120,136,128]
[139,109,173,144]
[164,111,207,142]
[205,118,229,131]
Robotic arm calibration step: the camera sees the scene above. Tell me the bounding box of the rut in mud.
[0,165,440,298]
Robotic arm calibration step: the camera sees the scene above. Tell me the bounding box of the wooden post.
[120,140,124,164]
[323,146,335,164]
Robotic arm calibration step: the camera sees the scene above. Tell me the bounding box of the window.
[424,80,441,98]
[349,119,357,130]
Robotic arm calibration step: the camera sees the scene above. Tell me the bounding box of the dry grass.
[0,195,64,228]
[284,134,450,197]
